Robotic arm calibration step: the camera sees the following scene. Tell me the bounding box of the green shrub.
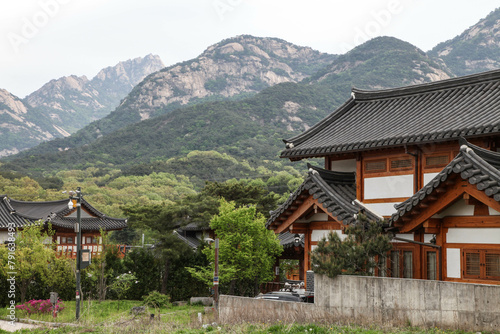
[142,291,171,309]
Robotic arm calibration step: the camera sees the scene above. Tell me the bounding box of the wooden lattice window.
[425,155,449,168]
[463,250,500,280]
[365,159,387,173]
[390,158,413,171]
[486,253,500,277]
[465,251,480,277]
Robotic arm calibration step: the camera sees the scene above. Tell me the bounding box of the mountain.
[0,89,57,157]
[429,8,500,76]
[2,37,454,176]
[25,35,336,155]
[313,37,451,88]
[0,55,164,157]
[24,54,165,134]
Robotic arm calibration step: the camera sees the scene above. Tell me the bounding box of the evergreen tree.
[311,214,392,278]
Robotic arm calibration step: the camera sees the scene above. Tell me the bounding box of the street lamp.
[213,238,219,316]
[68,187,82,320]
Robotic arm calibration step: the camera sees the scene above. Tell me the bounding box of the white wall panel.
[363,202,398,216]
[392,233,414,242]
[447,228,500,244]
[311,229,346,242]
[298,212,328,223]
[436,199,474,217]
[424,234,435,243]
[489,207,500,216]
[423,172,439,186]
[446,248,461,278]
[331,159,356,172]
[364,175,414,199]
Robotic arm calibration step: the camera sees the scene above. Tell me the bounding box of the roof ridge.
[307,164,355,184]
[352,68,500,101]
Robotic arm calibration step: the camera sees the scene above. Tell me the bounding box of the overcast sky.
[1,0,498,98]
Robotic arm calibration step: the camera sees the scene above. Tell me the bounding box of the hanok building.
[267,69,500,286]
[0,195,128,257]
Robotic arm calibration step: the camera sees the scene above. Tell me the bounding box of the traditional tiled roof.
[0,195,37,229]
[174,231,201,249]
[279,232,304,249]
[0,195,127,231]
[281,69,500,160]
[267,165,382,229]
[391,138,500,224]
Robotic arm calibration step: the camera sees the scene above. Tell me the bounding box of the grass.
[0,301,492,334]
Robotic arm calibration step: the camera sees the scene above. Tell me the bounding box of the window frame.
[463,249,500,281]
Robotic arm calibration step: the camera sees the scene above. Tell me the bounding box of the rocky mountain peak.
[115,35,336,122]
[0,89,28,115]
[429,8,500,76]
[313,36,451,88]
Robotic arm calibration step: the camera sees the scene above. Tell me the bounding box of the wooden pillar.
[356,154,363,200]
[303,227,310,288]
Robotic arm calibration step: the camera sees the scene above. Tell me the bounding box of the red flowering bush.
[16,299,65,316]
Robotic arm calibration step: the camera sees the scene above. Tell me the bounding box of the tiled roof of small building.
[0,195,127,231]
[391,138,500,224]
[267,164,382,228]
[279,231,304,249]
[174,231,202,249]
[281,69,500,159]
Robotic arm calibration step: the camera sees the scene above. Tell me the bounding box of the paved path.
[0,320,39,332]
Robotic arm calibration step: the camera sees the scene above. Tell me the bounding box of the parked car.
[255,291,302,302]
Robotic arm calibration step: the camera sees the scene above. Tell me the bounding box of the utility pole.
[68,187,82,320]
[214,238,219,314]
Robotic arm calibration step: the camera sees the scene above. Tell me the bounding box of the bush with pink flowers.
[15,299,65,316]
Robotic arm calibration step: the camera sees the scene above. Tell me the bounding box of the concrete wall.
[219,295,321,324]
[220,275,500,331]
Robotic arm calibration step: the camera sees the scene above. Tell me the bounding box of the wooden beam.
[443,216,500,228]
[465,185,500,214]
[308,221,342,230]
[275,197,315,234]
[398,178,467,233]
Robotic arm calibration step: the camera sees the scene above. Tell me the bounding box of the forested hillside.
[429,8,500,76]
[2,37,452,179]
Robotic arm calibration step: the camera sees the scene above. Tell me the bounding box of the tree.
[187,199,282,296]
[311,214,392,278]
[110,272,137,310]
[0,224,62,303]
[123,204,193,295]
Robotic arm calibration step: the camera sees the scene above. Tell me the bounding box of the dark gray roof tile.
[267,164,382,229]
[282,70,500,159]
[391,138,500,224]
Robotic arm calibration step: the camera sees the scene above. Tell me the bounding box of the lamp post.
[213,238,219,315]
[68,187,82,320]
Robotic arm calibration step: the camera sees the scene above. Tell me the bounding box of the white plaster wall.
[447,228,500,244]
[392,233,414,242]
[435,199,474,217]
[423,172,439,185]
[489,207,500,215]
[297,212,328,223]
[311,245,317,252]
[446,248,461,278]
[363,202,398,216]
[364,175,414,199]
[311,229,346,242]
[0,231,17,244]
[424,234,435,243]
[331,159,356,173]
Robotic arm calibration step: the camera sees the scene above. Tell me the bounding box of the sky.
[0,0,498,98]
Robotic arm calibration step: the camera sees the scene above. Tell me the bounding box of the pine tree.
[311,214,392,278]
